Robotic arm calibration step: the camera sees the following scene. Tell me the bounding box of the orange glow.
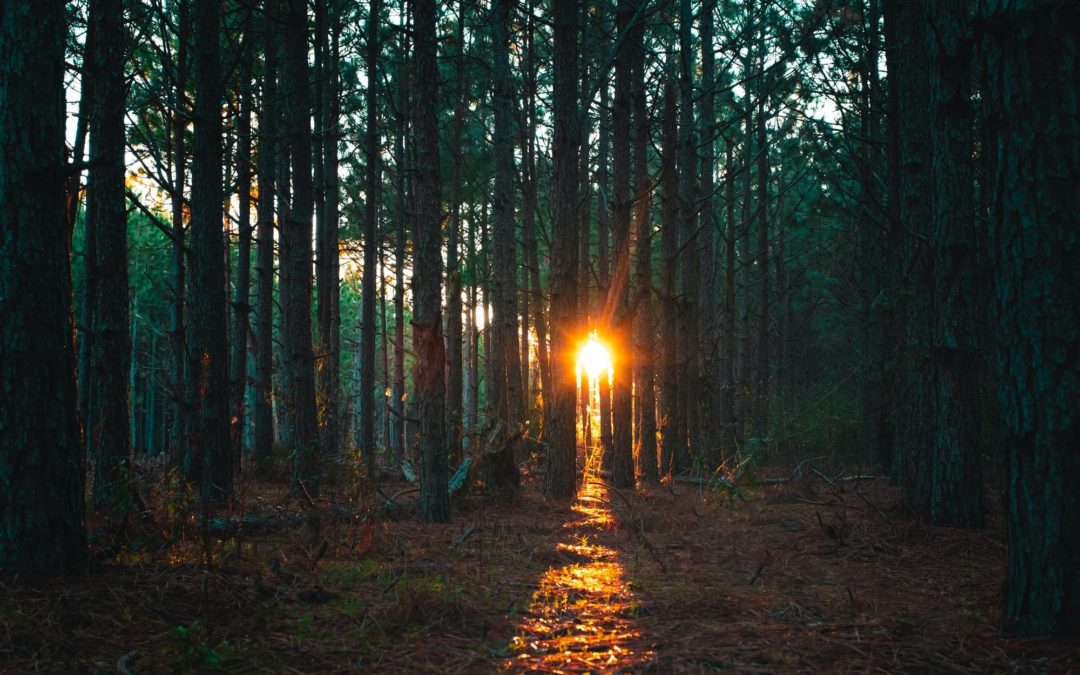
[507,466,654,670]
[576,330,613,384]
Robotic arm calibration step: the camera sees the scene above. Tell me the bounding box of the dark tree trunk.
[697,0,720,468]
[980,0,1079,636]
[630,6,657,485]
[753,92,769,449]
[0,0,87,575]
[674,0,695,473]
[596,73,614,462]
[169,0,190,470]
[544,0,580,499]
[253,10,278,473]
[280,0,319,495]
[360,0,381,479]
[607,0,634,489]
[522,9,549,433]
[658,79,679,478]
[487,0,522,500]
[190,0,231,499]
[892,0,933,518]
[412,0,450,522]
[84,0,132,508]
[391,17,408,463]
[230,19,254,478]
[445,3,466,464]
[317,0,343,469]
[926,0,983,528]
[722,139,737,459]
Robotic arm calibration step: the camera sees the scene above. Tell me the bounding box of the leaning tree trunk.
[189,0,232,500]
[544,0,581,499]
[0,0,87,575]
[412,0,450,522]
[85,0,132,509]
[980,0,1079,636]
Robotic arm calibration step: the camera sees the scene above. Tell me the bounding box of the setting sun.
[576,331,613,383]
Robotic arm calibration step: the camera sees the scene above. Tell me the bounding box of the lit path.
[505,456,654,672]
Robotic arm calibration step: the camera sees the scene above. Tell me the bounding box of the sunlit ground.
[506,377,654,672]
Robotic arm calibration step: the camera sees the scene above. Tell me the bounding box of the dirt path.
[505,477,655,672]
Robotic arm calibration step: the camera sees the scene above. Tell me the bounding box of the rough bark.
[544,0,580,499]
[658,79,679,478]
[84,0,132,508]
[412,0,450,521]
[317,0,343,468]
[280,0,319,495]
[607,0,635,489]
[253,11,277,473]
[230,19,254,477]
[674,0,695,472]
[445,2,466,464]
[0,0,87,575]
[360,0,380,478]
[926,0,983,528]
[980,0,1079,636]
[487,0,522,500]
[189,0,232,499]
[630,7,657,485]
[892,0,933,518]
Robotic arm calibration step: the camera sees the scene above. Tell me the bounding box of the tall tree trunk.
[0,0,87,575]
[360,0,381,479]
[596,72,614,462]
[722,139,737,459]
[753,88,769,450]
[230,20,254,477]
[317,1,343,469]
[604,0,635,489]
[170,0,190,471]
[190,0,231,499]
[630,7,657,485]
[391,17,408,463]
[980,0,1079,636]
[658,78,679,477]
[544,0,581,499]
[85,0,132,508]
[412,0,450,522]
[488,0,522,500]
[445,2,466,464]
[281,0,320,495]
[674,0,695,472]
[522,9,549,434]
[926,0,982,528]
[892,0,932,517]
[253,9,278,473]
[697,0,720,468]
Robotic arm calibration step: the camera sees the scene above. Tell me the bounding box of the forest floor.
[1,454,1078,673]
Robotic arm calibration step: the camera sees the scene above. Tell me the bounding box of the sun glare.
[577,331,613,383]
